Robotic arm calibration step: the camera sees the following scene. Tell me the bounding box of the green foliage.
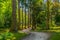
[13,33,27,40]
[0,0,12,28]
[0,0,60,29]
[55,15,60,22]
[0,32,27,40]
[36,11,46,29]
[55,14,60,26]
[50,32,60,40]
[0,32,14,40]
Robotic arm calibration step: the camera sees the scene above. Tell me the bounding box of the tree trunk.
[32,10,36,30]
[17,0,21,30]
[46,0,50,30]
[10,0,18,32]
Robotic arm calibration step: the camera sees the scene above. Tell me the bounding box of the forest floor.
[20,26,60,40]
[20,28,51,40]
[21,32,51,40]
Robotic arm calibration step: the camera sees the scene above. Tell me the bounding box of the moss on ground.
[50,32,60,40]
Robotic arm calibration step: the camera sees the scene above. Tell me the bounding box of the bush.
[36,11,46,30]
[0,32,15,40]
[0,0,12,28]
[0,32,27,40]
[4,10,12,28]
[50,32,60,40]
[55,14,60,26]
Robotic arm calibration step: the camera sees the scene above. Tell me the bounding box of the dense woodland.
[0,0,60,40]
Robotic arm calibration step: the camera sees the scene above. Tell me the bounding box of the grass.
[0,32,27,40]
[50,32,60,40]
[43,27,60,40]
[13,33,27,40]
[0,28,27,40]
[0,26,60,40]
[35,26,60,40]
[42,30,60,40]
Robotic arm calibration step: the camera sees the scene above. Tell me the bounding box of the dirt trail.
[22,32,51,40]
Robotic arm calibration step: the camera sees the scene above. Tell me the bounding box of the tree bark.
[17,0,21,30]
[46,0,50,30]
[10,0,18,32]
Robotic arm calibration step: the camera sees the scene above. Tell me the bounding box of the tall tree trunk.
[17,0,21,30]
[10,0,18,32]
[32,10,36,30]
[46,0,50,30]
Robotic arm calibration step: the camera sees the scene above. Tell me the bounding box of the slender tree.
[10,0,18,32]
[17,0,21,30]
[46,0,50,29]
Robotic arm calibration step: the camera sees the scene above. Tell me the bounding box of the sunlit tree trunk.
[10,0,18,32]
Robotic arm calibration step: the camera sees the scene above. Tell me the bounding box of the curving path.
[22,32,51,40]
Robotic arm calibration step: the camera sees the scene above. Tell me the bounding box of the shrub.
[0,32,15,40]
[55,14,60,26]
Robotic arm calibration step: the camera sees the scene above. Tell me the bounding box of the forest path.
[21,30,51,40]
[19,27,51,40]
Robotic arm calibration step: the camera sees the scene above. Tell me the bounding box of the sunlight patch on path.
[18,27,32,34]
